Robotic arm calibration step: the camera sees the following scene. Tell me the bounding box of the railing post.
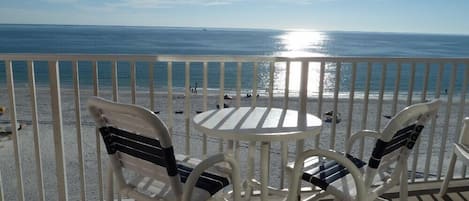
[330,62,341,150]
[184,62,191,155]
[0,170,4,201]
[130,61,136,104]
[92,61,104,201]
[5,60,24,201]
[297,61,308,154]
[72,60,86,201]
[218,62,225,152]
[48,60,68,201]
[28,60,45,201]
[316,61,325,149]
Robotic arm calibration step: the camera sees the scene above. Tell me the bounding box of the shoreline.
[6,83,465,102]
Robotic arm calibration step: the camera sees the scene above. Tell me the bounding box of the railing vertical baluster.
[407,63,416,106]
[167,62,174,135]
[5,60,24,201]
[266,62,279,188]
[280,61,290,188]
[391,63,401,116]
[235,62,242,160]
[0,171,3,201]
[130,61,136,104]
[93,61,99,96]
[92,60,103,201]
[437,64,457,179]
[48,60,69,201]
[202,62,208,156]
[219,62,225,109]
[410,63,430,182]
[112,61,119,101]
[27,61,45,201]
[111,60,120,201]
[268,62,274,108]
[424,64,443,181]
[330,62,340,150]
[218,62,225,152]
[375,63,386,131]
[283,61,291,110]
[203,62,208,111]
[346,62,357,141]
[236,62,242,108]
[251,62,258,107]
[421,63,430,101]
[149,62,155,110]
[72,60,86,201]
[316,61,325,149]
[360,63,372,159]
[459,65,469,178]
[184,62,191,155]
[297,61,308,154]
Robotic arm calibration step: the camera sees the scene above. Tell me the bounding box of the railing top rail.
[0,54,158,62]
[275,56,469,63]
[0,53,468,63]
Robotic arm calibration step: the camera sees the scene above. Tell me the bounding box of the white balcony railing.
[0,54,468,201]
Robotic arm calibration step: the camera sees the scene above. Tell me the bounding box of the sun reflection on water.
[276,30,328,57]
[272,31,329,96]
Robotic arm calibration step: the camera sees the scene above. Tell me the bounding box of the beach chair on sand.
[88,96,241,201]
[286,100,441,201]
[439,117,469,196]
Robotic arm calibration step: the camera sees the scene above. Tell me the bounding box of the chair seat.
[286,154,366,199]
[129,162,230,201]
[301,154,366,189]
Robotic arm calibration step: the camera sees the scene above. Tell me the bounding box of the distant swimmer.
[0,106,4,116]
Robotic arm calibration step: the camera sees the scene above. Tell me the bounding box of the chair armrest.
[182,153,242,201]
[285,149,367,201]
[346,130,380,153]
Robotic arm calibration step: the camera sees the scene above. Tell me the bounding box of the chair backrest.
[459,117,469,146]
[88,96,184,199]
[364,99,441,187]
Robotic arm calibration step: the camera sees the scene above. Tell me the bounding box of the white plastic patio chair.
[88,96,241,201]
[286,99,441,201]
[439,117,469,196]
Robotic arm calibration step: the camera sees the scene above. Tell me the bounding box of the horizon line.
[1,23,468,37]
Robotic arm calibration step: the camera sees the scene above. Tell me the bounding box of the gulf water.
[0,24,468,97]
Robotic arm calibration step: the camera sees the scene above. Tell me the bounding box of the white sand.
[0,87,467,200]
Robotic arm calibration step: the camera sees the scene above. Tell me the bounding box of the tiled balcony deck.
[243,180,469,201]
[381,180,469,201]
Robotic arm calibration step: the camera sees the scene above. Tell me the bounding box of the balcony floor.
[380,179,469,201]
[239,179,469,201]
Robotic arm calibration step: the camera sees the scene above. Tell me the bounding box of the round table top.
[192,107,322,142]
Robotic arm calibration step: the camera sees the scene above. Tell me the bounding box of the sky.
[0,0,468,35]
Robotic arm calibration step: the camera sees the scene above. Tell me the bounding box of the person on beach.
[194,82,198,94]
[0,106,4,117]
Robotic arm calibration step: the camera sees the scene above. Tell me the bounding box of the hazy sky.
[1,0,468,34]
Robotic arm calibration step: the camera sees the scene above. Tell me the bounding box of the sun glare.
[277,31,327,57]
[271,31,328,95]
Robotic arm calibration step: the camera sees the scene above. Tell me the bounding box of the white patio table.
[193,106,322,201]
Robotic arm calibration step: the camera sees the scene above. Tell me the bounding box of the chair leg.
[400,159,408,201]
[106,168,114,201]
[439,153,457,196]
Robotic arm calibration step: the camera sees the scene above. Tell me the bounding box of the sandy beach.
[0,86,467,201]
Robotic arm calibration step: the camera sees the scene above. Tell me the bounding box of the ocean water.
[0,24,468,96]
